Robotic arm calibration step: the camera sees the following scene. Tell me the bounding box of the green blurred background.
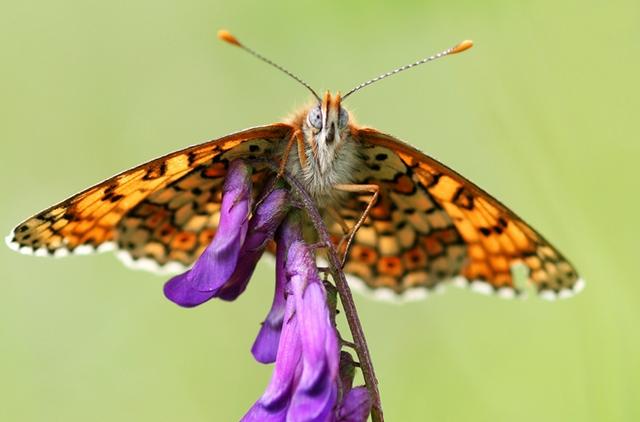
[1,0,638,421]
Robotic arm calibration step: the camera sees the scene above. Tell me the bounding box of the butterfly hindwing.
[332,128,582,300]
[6,124,291,266]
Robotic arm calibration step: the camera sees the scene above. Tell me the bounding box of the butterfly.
[6,30,583,301]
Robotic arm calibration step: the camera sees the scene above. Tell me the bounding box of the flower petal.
[218,188,289,301]
[163,275,217,308]
[288,384,337,422]
[242,297,301,421]
[192,160,252,292]
[287,241,340,422]
[241,402,287,422]
[244,218,342,422]
[290,242,340,386]
[337,387,371,422]
[251,213,302,363]
[163,160,251,307]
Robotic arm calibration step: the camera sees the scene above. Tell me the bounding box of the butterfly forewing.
[6,124,292,268]
[331,128,582,300]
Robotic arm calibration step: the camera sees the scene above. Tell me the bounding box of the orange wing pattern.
[330,128,583,301]
[7,121,581,301]
[6,124,291,271]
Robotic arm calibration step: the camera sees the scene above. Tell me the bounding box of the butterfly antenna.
[218,29,321,102]
[342,39,473,100]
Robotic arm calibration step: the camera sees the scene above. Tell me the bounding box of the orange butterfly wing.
[6,124,291,272]
[7,120,582,300]
[331,127,582,300]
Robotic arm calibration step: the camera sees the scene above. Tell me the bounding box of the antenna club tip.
[217,29,241,47]
[451,40,473,54]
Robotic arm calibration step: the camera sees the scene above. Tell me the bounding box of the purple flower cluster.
[164,160,371,422]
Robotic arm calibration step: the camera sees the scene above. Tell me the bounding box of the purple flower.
[242,230,340,422]
[164,160,288,307]
[243,216,371,422]
[251,216,301,363]
[337,387,371,422]
[217,187,290,301]
[163,161,371,422]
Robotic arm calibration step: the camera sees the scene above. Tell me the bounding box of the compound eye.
[338,107,349,128]
[307,105,322,129]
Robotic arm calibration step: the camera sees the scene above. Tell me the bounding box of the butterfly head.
[304,91,350,149]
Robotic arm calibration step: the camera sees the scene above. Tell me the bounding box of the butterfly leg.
[277,129,306,177]
[334,183,380,267]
